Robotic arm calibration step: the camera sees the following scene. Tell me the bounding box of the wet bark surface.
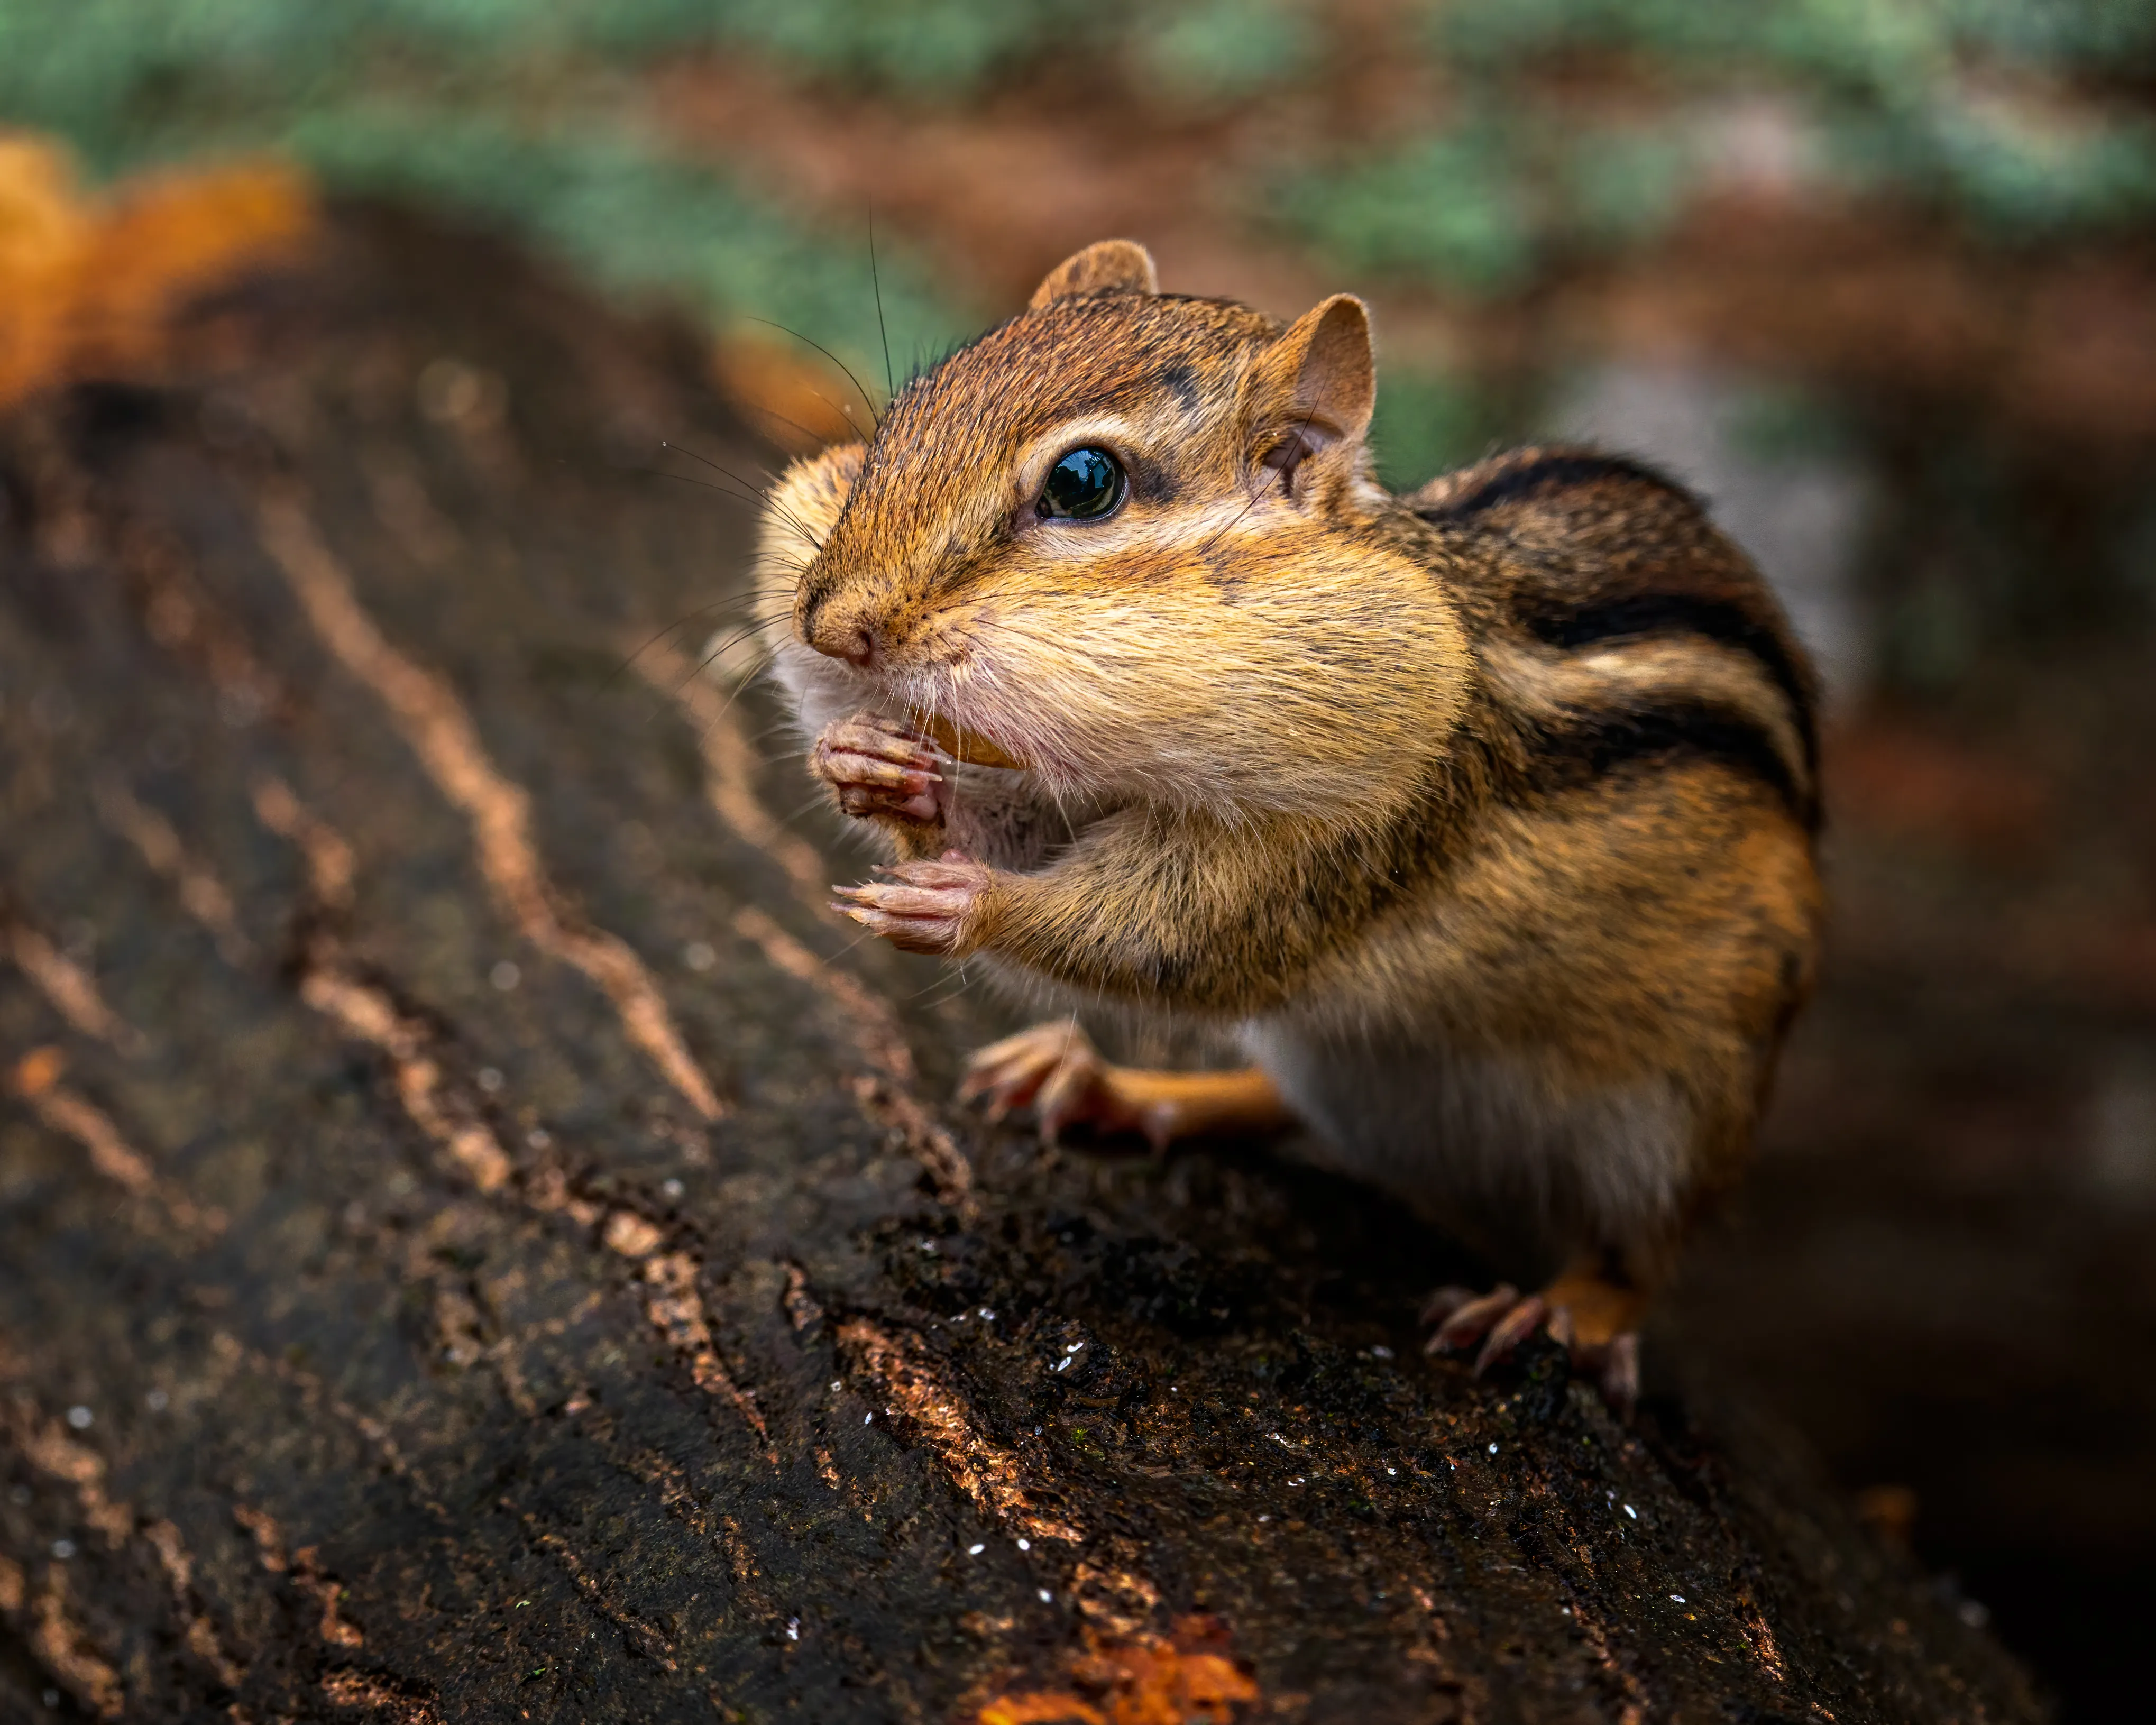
[0,208,2048,1724]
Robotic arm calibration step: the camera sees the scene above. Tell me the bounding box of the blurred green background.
[6,4,2155,1720]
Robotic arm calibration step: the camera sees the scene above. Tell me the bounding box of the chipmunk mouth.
[880,637,1040,773]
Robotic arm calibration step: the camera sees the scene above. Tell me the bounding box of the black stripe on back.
[1526,701,1818,832]
[1417,453,1691,524]
[1517,592,1820,776]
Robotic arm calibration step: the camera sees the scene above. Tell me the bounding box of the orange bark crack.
[0,1400,245,1697]
[509,1505,678,1671]
[838,1317,1080,1544]
[730,902,975,1208]
[29,1574,124,1720]
[91,778,255,965]
[259,497,723,1120]
[318,1669,439,1722]
[1,917,140,1051]
[637,634,974,1209]
[7,1046,224,1234]
[635,636,831,913]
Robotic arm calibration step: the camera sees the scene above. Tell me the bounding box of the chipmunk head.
[767,240,1471,820]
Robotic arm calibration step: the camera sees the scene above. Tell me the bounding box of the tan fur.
[753,243,1823,1394]
[1029,238,1160,307]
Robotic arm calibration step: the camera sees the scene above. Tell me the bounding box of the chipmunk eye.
[1037,446,1125,520]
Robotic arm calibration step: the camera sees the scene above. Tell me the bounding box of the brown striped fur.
[753,243,1822,1391]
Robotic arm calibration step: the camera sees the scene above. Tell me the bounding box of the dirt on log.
[0,207,2047,1724]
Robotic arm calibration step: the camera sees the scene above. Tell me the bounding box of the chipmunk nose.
[812,621,877,669]
[804,599,881,669]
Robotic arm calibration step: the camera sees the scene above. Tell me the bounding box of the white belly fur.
[1237,1017,1689,1271]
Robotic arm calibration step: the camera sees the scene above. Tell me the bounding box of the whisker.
[661,441,782,512]
[630,465,766,511]
[869,207,896,404]
[660,437,753,481]
[613,597,747,683]
[732,398,839,453]
[750,722,807,757]
[753,555,812,590]
[809,387,874,446]
[687,618,791,696]
[659,441,829,552]
[1198,400,1325,559]
[748,486,836,557]
[742,317,883,430]
[694,644,795,737]
[906,964,977,1007]
[697,611,793,664]
[782,787,841,828]
[829,922,891,963]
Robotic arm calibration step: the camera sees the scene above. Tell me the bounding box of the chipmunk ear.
[1252,294,1375,449]
[1029,239,1159,309]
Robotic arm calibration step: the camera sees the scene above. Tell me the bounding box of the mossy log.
[0,207,2047,1724]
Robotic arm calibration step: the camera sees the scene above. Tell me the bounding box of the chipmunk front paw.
[830,851,989,955]
[812,712,944,825]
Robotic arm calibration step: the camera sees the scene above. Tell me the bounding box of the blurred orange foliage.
[0,133,314,411]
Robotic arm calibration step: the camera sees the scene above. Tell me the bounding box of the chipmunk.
[753,240,1821,1404]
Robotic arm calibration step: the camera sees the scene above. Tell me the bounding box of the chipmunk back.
[754,240,1822,1403]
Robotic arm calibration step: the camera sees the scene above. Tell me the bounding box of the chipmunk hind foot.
[959,1021,1292,1152]
[1424,1259,1649,1411]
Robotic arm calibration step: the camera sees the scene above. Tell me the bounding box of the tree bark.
[0,206,2047,1724]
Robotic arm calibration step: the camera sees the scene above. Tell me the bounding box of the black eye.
[1037,446,1126,520]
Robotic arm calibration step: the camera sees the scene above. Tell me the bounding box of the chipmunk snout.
[803,593,882,669]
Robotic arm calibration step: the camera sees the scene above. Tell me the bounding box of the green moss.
[0,1,979,389]
[1277,116,1702,297]
[673,0,1063,93]
[288,107,970,381]
[1433,0,2156,80]
[1423,0,2156,240]
[1138,0,1318,103]
[3,0,2149,405]
[1280,129,1539,296]
[1562,128,1694,247]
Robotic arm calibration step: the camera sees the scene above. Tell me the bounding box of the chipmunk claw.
[957,1022,1174,1152]
[1474,1293,1551,1375]
[1419,1285,1479,1327]
[1423,1283,1525,1358]
[1033,1048,1103,1144]
[1591,1333,1641,1414]
[1423,1281,1641,1411]
[813,712,945,824]
[830,851,987,955]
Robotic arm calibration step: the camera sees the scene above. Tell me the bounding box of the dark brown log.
[0,207,2047,1724]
